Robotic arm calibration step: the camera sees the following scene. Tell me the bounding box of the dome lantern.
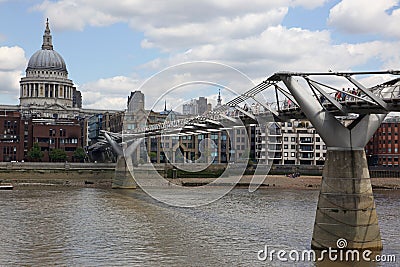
[42,18,53,50]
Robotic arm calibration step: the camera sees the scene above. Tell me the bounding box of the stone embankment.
[1,162,399,190]
[0,162,115,188]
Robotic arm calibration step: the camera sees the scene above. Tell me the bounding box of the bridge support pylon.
[112,155,137,189]
[312,149,381,250]
[103,132,138,189]
[280,75,386,250]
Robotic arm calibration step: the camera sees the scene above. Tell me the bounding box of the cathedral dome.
[26,19,67,73]
[20,19,76,109]
[27,49,67,72]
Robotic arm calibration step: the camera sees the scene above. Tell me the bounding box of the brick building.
[29,119,82,162]
[0,111,25,162]
[365,117,400,167]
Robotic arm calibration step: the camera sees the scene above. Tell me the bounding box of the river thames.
[0,187,398,266]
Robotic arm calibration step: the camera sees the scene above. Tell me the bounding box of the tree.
[27,142,44,162]
[49,148,67,162]
[73,147,87,162]
[148,151,157,163]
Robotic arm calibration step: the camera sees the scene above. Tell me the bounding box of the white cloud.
[328,0,400,38]
[139,8,288,51]
[141,26,400,78]
[34,0,121,31]
[0,46,26,71]
[0,70,23,95]
[0,46,26,101]
[80,76,139,110]
[29,0,400,111]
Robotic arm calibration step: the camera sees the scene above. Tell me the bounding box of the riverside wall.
[1,162,399,189]
[0,162,115,187]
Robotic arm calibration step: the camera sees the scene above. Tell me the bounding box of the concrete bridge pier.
[103,132,138,189]
[312,149,381,250]
[280,75,386,250]
[112,155,137,189]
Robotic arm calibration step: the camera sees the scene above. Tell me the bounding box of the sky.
[1,0,400,112]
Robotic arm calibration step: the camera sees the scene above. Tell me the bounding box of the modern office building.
[182,97,210,116]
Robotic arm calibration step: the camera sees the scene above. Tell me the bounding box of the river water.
[0,187,398,266]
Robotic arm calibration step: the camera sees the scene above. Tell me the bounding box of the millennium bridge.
[89,70,400,251]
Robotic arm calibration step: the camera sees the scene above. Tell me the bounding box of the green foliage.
[49,148,67,162]
[27,142,44,162]
[73,147,87,162]
[149,152,157,163]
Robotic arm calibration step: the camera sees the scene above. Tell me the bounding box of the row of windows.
[48,128,68,137]
[380,156,399,162]
[282,144,326,150]
[378,132,399,136]
[3,121,18,127]
[28,70,67,76]
[378,148,399,153]
[282,137,321,142]
[2,146,17,155]
[36,138,78,144]
[377,140,399,144]
[283,152,326,158]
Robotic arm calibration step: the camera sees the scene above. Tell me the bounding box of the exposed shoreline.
[2,174,399,190]
[1,162,399,190]
[173,175,400,190]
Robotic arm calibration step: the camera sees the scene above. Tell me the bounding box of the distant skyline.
[1,0,400,111]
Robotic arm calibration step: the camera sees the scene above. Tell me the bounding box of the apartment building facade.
[258,120,327,165]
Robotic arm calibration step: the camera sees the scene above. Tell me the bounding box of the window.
[316,145,320,149]
[291,137,296,142]
[284,144,288,149]
[316,153,320,157]
[291,152,295,157]
[284,152,288,157]
[291,145,296,149]
[284,137,288,141]
[316,137,320,142]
